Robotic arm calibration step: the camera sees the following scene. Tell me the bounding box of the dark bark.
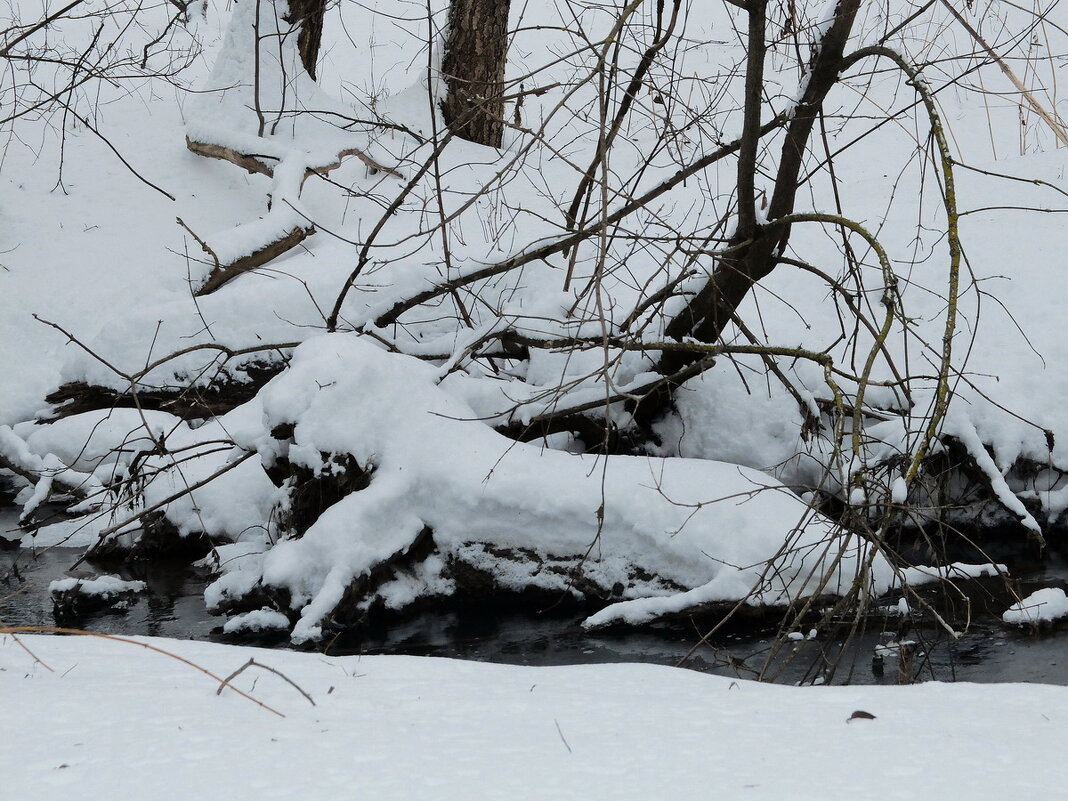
[285,0,328,81]
[265,449,374,538]
[43,360,285,421]
[440,0,512,147]
[83,511,214,563]
[194,225,315,296]
[635,1,863,430]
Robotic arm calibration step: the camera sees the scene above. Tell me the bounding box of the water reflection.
[3,507,1067,685]
[1,545,218,642]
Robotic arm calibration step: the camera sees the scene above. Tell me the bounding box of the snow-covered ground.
[7,6,1068,773]
[3,632,1067,800]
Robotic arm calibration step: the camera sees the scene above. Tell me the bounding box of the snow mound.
[223,608,291,634]
[1002,588,1068,625]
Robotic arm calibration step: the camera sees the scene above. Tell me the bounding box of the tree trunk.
[286,0,328,80]
[634,0,863,432]
[440,0,512,148]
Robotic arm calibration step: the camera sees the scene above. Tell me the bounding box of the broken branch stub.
[185,137,402,181]
[193,225,314,296]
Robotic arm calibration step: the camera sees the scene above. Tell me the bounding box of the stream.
[3,508,1067,685]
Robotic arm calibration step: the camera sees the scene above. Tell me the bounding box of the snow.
[4,633,1068,801]
[222,608,290,634]
[204,333,901,641]
[48,575,147,597]
[898,562,1007,585]
[873,640,917,658]
[656,357,805,471]
[943,411,1043,535]
[5,3,1068,791]
[1002,588,1068,626]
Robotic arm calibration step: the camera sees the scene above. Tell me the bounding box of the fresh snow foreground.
[3,633,1066,800]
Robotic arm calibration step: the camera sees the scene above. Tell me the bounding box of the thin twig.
[216,657,315,706]
[7,633,55,672]
[554,718,573,754]
[71,449,257,569]
[0,627,285,717]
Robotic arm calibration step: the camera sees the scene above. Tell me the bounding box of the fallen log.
[210,528,692,638]
[183,135,401,296]
[185,138,274,176]
[43,362,285,421]
[193,224,314,296]
[185,137,403,180]
[212,435,692,635]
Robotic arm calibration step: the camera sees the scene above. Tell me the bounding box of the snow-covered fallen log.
[42,366,285,421]
[50,575,148,623]
[202,334,902,643]
[0,424,105,521]
[10,336,1010,641]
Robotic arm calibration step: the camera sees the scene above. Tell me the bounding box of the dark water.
[0,545,219,641]
[3,508,1068,685]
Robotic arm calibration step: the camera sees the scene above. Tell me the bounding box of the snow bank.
[4,634,1068,801]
